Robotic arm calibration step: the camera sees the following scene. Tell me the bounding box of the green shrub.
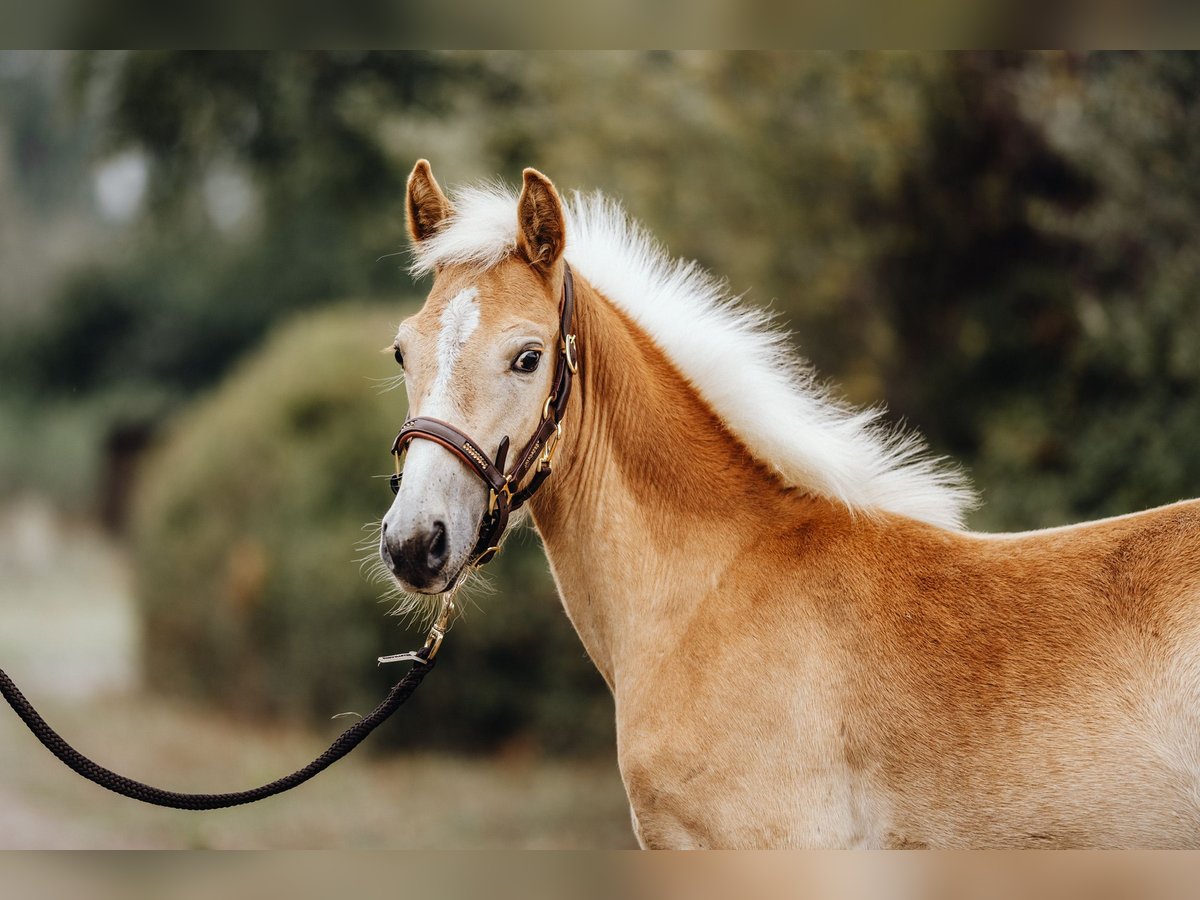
[132,303,614,756]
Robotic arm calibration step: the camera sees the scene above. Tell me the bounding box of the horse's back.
[836,497,1200,847]
[966,497,1200,644]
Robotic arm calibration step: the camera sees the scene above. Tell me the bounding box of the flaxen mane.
[412,183,975,529]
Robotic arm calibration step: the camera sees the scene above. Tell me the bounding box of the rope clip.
[378,593,456,666]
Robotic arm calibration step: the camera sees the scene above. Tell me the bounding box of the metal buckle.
[537,422,563,472]
[378,593,456,666]
[487,479,513,516]
[562,333,578,373]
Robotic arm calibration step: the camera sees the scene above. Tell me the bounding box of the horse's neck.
[529,275,806,689]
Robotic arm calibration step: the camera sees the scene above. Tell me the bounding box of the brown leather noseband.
[389,263,578,567]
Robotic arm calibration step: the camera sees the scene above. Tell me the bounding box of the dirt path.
[0,497,137,700]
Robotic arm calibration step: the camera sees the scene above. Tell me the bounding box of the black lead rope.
[0,654,434,811]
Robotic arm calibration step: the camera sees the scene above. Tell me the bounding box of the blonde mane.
[412,183,975,530]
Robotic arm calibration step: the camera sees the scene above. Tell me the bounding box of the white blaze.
[429,287,480,404]
[382,284,483,590]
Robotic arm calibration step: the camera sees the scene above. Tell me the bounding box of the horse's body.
[383,161,1200,848]
[528,276,1200,848]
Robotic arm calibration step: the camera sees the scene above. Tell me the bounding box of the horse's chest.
[614,674,879,848]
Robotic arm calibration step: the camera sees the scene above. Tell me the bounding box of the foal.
[380,160,1200,848]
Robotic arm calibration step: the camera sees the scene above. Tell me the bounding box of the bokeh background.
[2,50,1200,848]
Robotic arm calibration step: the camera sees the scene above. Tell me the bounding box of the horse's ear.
[406,159,453,244]
[516,168,565,275]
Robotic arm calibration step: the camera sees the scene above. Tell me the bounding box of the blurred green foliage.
[5,53,485,394]
[131,305,614,754]
[10,51,1200,526]
[7,52,1200,750]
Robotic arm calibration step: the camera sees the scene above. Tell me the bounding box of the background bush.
[131,304,614,755]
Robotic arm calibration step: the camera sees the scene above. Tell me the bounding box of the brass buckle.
[562,333,578,373]
[488,479,513,515]
[537,422,563,472]
[378,593,455,666]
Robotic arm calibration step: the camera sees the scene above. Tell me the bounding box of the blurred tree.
[0,51,510,511]
[1008,52,1200,524]
[2,52,505,410]
[851,51,1200,527]
[861,52,1096,522]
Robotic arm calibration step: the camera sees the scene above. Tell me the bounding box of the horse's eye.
[513,349,542,373]
[393,347,404,367]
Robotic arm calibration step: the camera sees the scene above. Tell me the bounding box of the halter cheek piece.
[389,263,578,567]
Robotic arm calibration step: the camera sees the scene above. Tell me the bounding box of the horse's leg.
[627,803,701,850]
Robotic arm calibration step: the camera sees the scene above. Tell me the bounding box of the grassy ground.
[0,500,635,849]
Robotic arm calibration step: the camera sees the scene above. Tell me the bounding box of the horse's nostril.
[385,519,450,589]
[427,520,448,569]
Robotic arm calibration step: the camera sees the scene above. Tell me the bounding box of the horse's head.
[380,160,571,593]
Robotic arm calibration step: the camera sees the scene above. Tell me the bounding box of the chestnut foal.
[379,160,1200,848]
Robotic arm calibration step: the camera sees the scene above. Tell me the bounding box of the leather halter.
[389,263,578,567]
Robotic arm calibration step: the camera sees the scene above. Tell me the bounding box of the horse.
[378,159,1200,849]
